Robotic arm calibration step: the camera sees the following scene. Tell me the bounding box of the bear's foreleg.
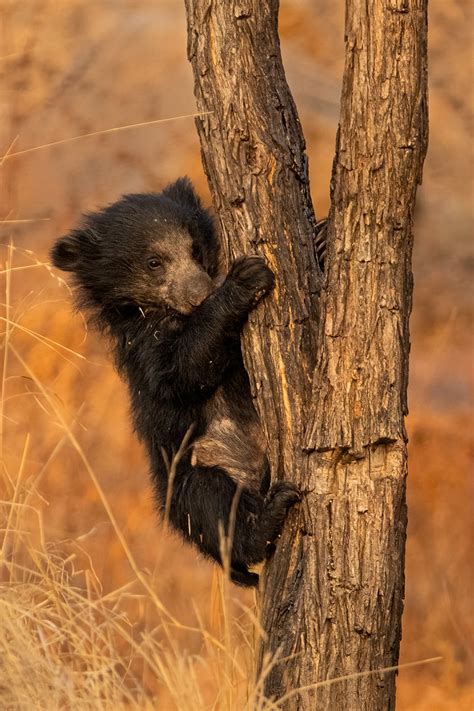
[159,256,275,398]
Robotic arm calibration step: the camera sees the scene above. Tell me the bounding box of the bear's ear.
[50,231,82,272]
[162,177,202,211]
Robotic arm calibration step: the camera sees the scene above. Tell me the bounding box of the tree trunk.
[184,1,428,709]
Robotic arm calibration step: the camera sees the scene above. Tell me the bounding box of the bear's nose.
[187,274,214,307]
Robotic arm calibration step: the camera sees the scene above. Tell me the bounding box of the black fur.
[51,178,300,587]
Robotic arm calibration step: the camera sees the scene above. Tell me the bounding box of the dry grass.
[1,1,472,709]
[0,249,273,710]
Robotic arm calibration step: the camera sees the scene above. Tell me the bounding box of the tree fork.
[184,1,428,709]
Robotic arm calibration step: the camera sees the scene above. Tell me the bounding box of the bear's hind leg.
[261,482,301,543]
[164,464,299,587]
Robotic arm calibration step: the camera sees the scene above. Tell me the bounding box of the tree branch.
[184,0,322,479]
[306,0,429,454]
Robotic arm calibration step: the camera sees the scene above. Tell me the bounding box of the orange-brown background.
[1,1,472,709]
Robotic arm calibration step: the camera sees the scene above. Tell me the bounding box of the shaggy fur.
[51,178,300,587]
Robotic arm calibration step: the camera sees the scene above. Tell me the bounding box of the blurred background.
[1,1,472,709]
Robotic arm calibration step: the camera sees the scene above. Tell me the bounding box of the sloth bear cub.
[51,178,300,587]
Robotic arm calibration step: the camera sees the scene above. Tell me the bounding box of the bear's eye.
[147,257,162,271]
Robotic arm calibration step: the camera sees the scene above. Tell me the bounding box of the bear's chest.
[190,386,266,492]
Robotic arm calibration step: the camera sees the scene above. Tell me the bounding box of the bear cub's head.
[51,178,220,316]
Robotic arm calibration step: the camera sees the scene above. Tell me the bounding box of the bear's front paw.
[227,256,275,304]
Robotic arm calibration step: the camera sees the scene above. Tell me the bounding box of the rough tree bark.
[184,1,428,709]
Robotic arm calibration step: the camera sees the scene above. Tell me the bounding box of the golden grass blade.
[276,656,444,705]
[0,218,50,225]
[0,112,214,162]
[0,242,13,457]
[0,315,89,363]
[0,135,19,168]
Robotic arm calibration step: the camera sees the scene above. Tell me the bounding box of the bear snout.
[185,273,214,309]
